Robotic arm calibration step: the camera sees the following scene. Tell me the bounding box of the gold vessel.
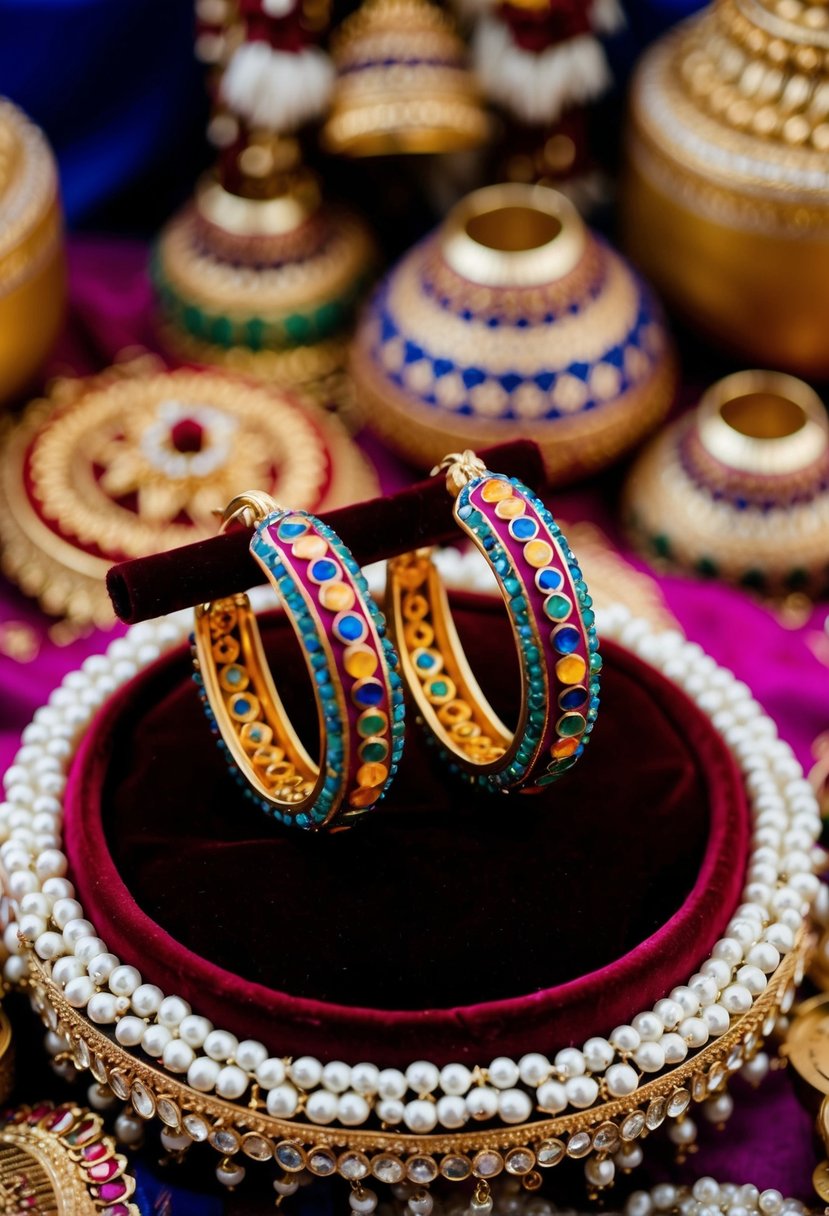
[624,369,829,596]
[0,98,64,406]
[622,0,829,377]
[352,183,674,483]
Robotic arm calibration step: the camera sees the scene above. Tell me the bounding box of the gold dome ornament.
[622,0,829,378]
[0,361,377,627]
[351,182,675,483]
[624,370,829,598]
[321,0,490,156]
[0,99,64,407]
[153,140,375,414]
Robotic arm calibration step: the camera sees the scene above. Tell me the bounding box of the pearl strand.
[0,594,819,1132]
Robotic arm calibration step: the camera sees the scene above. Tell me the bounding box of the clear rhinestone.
[566,1132,592,1159]
[45,1003,58,1031]
[707,1063,726,1091]
[157,1098,181,1128]
[536,1139,565,1168]
[645,1096,667,1130]
[371,1155,405,1184]
[472,1151,503,1179]
[308,1148,337,1177]
[667,1089,690,1118]
[209,1128,241,1154]
[620,1111,646,1141]
[242,1134,273,1161]
[691,1073,708,1101]
[592,1122,620,1153]
[90,1054,108,1084]
[745,1032,758,1055]
[781,984,795,1014]
[275,1142,305,1171]
[130,1082,156,1120]
[407,1156,439,1184]
[183,1113,210,1142]
[504,1148,535,1176]
[763,1011,777,1036]
[727,1046,744,1072]
[440,1155,472,1181]
[73,1039,90,1071]
[339,1152,370,1181]
[107,1070,131,1101]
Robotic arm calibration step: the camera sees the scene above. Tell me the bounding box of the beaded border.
[0,598,818,1151]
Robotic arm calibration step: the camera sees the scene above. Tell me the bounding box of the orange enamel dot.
[320,581,356,612]
[556,654,586,684]
[357,761,389,787]
[481,478,513,503]
[344,644,378,679]
[349,785,382,808]
[524,539,554,568]
[292,534,328,560]
[551,736,580,759]
[495,496,526,520]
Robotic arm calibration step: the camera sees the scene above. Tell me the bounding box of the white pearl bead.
[404,1098,437,1132]
[632,1012,663,1041]
[288,1055,322,1089]
[322,1060,351,1093]
[702,1004,730,1036]
[163,1040,195,1074]
[108,965,141,996]
[158,995,191,1028]
[306,1089,339,1124]
[746,942,780,972]
[679,1016,709,1047]
[178,1015,213,1048]
[660,1033,688,1064]
[408,1191,433,1216]
[115,1112,144,1145]
[565,1075,599,1107]
[216,1162,245,1188]
[216,1064,248,1098]
[555,1047,586,1076]
[18,913,47,942]
[142,1024,172,1055]
[349,1187,377,1213]
[131,984,164,1017]
[115,1017,146,1047]
[34,849,66,880]
[255,1056,285,1087]
[759,1191,784,1215]
[633,1042,665,1073]
[273,1180,299,1198]
[65,976,95,1007]
[377,1068,406,1099]
[583,1036,613,1070]
[74,936,109,964]
[498,1088,532,1123]
[736,965,767,995]
[704,1092,734,1123]
[51,898,83,929]
[585,1156,615,1187]
[62,919,96,948]
[266,1083,299,1117]
[700,959,732,988]
[721,983,753,1014]
[4,955,27,984]
[610,1024,641,1053]
[741,1052,770,1086]
[87,992,120,1024]
[51,956,87,986]
[466,1086,498,1119]
[87,953,118,984]
[406,1060,440,1093]
[652,999,683,1031]
[606,1063,638,1097]
[536,1079,567,1112]
[35,931,66,960]
[436,1094,467,1128]
[376,1098,404,1124]
[350,1062,380,1095]
[236,1040,267,1071]
[763,923,794,953]
[625,1191,653,1216]
[440,1062,473,1094]
[188,1056,221,1092]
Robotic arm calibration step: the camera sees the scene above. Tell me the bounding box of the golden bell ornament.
[624,369,829,598]
[622,0,829,378]
[352,182,675,484]
[152,137,375,414]
[321,0,490,156]
[0,98,65,407]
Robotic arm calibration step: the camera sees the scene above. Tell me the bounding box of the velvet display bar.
[107,439,545,624]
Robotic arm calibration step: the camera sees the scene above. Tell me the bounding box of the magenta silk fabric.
[0,239,825,1197]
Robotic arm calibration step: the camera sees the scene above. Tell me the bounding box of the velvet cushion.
[65,593,748,1066]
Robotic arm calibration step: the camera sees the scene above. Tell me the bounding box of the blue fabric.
[0,0,209,228]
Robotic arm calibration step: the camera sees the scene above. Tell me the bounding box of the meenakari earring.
[387,452,600,793]
[193,492,404,831]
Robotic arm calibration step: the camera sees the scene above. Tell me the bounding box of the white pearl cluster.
[0,599,819,1134]
[625,1178,807,1216]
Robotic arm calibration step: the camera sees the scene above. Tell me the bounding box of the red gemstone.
[103,1206,131,1216]
[89,1159,120,1182]
[170,418,204,453]
[98,1181,128,1202]
[83,1143,108,1161]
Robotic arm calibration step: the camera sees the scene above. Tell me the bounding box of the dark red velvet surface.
[66,594,749,1066]
[106,439,545,624]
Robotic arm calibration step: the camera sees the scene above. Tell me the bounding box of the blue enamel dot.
[309,558,339,583]
[277,517,308,540]
[509,516,538,541]
[535,567,563,593]
[552,624,581,654]
[231,697,250,715]
[353,679,384,708]
[559,685,588,710]
[334,613,366,643]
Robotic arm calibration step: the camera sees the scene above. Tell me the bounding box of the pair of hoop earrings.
[192,452,601,832]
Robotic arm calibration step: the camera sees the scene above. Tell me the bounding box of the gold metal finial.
[432,450,488,496]
[218,491,282,532]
